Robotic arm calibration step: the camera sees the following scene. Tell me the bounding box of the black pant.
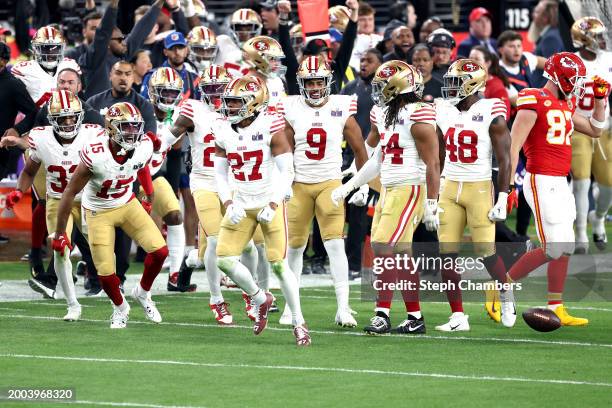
[345,200,368,272]
[310,219,327,263]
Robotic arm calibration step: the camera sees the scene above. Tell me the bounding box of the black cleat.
[349,269,361,281]
[363,312,391,335]
[176,255,197,291]
[28,277,56,299]
[593,233,608,251]
[85,286,104,297]
[391,314,426,334]
[311,261,327,275]
[76,261,87,276]
[269,300,279,313]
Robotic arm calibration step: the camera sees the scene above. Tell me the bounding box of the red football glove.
[506,187,519,215]
[141,198,153,214]
[144,131,162,152]
[592,76,611,99]
[52,232,73,257]
[5,190,23,210]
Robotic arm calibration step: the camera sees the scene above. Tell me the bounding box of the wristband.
[590,116,607,129]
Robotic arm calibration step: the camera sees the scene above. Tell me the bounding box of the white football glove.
[488,192,508,222]
[257,205,276,224]
[226,203,246,225]
[348,184,369,206]
[284,186,293,202]
[423,199,440,231]
[331,183,354,207]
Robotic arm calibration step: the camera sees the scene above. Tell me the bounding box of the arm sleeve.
[333,20,358,88]
[278,23,300,96]
[410,104,437,128]
[172,9,190,35]
[346,145,382,190]
[137,165,154,195]
[271,152,294,205]
[491,99,509,121]
[126,5,161,59]
[214,155,232,204]
[81,4,116,70]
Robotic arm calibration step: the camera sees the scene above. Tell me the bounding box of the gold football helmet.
[221,75,269,124]
[297,55,333,106]
[329,6,351,32]
[31,26,65,70]
[290,24,304,56]
[147,67,184,112]
[199,64,233,110]
[187,26,218,72]
[230,8,262,46]
[571,17,607,53]
[442,59,487,105]
[371,60,423,107]
[242,35,286,78]
[47,90,84,139]
[105,102,145,152]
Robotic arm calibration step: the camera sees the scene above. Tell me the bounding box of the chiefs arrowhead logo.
[254,40,269,51]
[560,56,577,69]
[462,62,479,72]
[379,65,397,79]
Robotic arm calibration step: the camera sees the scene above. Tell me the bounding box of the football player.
[53,102,168,329]
[216,8,262,78]
[146,67,195,292]
[570,17,612,253]
[332,60,440,335]
[187,25,218,72]
[5,91,103,321]
[435,59,515,330]
[213,75,311,346]
[506,52,610,326]
[280,55,367,327]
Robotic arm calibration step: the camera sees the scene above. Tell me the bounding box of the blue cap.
[164,31,187,49]
[329,28,343,43]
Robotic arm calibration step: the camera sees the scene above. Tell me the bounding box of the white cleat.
[131,286,162,323]
[110,303,130,329]
[435,312,470,332]
[500,290,517,328]
[63,305,82,321]
[335,309,357,327]
[279,307,293,325]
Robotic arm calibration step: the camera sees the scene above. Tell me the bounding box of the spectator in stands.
[529,0,564,87]
[427,28,456,82]
[497,30,545,101]
[383,25,414,62]
[469,45,511,114]
[260,0,280,39]
[457,7,496,57]
[419,17,442,43]
[410,44,442,102]
[350,2,383,71]
[131,49,153,93]
[65,11,102,62]
[377,20,403,55]
[387,1,418,30]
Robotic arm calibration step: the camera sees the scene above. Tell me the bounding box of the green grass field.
[1,260,611,408]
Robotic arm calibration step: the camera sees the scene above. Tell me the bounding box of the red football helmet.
[543,52,587,98]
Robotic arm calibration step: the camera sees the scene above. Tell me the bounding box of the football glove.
[52,232,73,257]
[592,75,611,99]
[140,198,153,214]
[423,199,440,231]
[257,205,276,224]
[506,187,519,214]
[348,184,369,206]
[144,131,162,152]
[226,203,246,225]
[5,190,23,210]
[331,183,354,207]
[284,186,293,202]
[488,192,508,222]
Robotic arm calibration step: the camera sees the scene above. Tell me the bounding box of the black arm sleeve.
[164,148,182,193]
[14,108,39,135]
[172,9,190,36]
[126,5,161,60]
[11,78,37,135]
[278,23,300,96]
[332,20,357,93]
[139,99,157,134]
[80,5,117,71]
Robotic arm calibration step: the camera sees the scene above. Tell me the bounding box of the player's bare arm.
[55,163,92,235]
[509,109,537,177]
[0,134,29,150]
[169,114,194,138]
[436,126,445,174]
[343,116,367,169]
[412,122,440,200]
[15,156,41,194]
[284,120,295,151]
[490,116,512,192]
[365,122,380,150]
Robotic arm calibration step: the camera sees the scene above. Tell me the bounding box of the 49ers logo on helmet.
[462,62,479,72]
[245,82,260,92]
[254,40,269,51]
[379,65,397,78]
[107,106,121,117]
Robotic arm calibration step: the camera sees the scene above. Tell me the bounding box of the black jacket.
[86,89,156,134]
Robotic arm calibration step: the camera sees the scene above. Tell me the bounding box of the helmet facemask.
[48,110,84,139]
[371,80,387,107]
[442,75,470,105]
[110,120,144,152]
[200,82,228,111]
[33,43,65,70]
[190,44,218,71]
[222,95,252,124]
[298,76,331,106]
[151,85,183,112]
[231,23,261,46]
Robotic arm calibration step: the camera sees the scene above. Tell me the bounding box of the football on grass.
[522,308,562,332]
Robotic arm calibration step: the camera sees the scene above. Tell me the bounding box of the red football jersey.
[516,88,577,176]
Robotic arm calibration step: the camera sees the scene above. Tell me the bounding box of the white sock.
[114,295,129,314]
[217,256,260,295]
[409,311,422,319]
[285,245,306,316]
[573,179,590,241]
[184,245,195,256]
[166,224,185,273]
[186,248,203,268]
[204,236,224,304]
[595,185,612,221]
[136,283,149,298]
[255,243,270,291]
[54,251,79,307]
[271,260,304,325]
[323,239,350,312]
[241,240,258,276]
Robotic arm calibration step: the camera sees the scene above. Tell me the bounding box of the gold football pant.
[571,129,612,186]
[138,176,181,218]
[371,184,425,247]
[45,197,82,242]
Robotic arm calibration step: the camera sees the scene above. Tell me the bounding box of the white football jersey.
[11,59,81,104]
[179,99,221,192]
[575,50,612,121]
[216,35,249,78]
[282,94,357,183]
[28,124,104,201]
[80,136,154,210]
[435,98,508,182]
[150,110,181,176]
[214,112,285,209]
[266,76,287,113]
[370,102,436,187]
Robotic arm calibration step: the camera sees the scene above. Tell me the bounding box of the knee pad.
[217,256,239,274]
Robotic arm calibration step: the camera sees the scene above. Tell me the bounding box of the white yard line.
[0,397,205,408]
[1,353,611,388]
[1,313,611,349]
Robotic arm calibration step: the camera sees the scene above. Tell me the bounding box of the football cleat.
[253,292,275,335]
[210,302,233,325]
[391,314,426,335]
[589,210,608,251]
[29,255,45,278]
[485,285,501,323]
[110,303,130,329]
[270,300,279,313]
[28,277,56,299]
[279,307,293,325]
[500,290,517,328]
[63,305,82,322]
[131,286,162,323]
[76,260,87,276]
[85,286,104,297]
[293,324,311,347]
[242,292,257,321]
[167,272,197,292]
[435,312,470,332]
[363,313,391,335]
[553,305,589,326]
[335,309,357,328]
